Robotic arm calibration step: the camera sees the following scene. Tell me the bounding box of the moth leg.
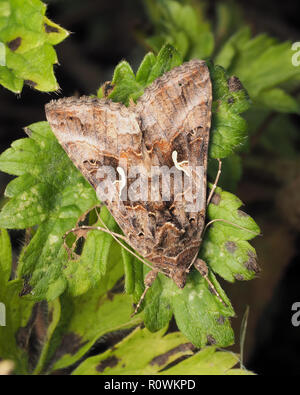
[194,258,227,307]
[207,158,222,206]
[63,204,127,259]
[131,270,158,317]
[186,251,199,273]
[64,207,164,275]
[63,225,128,260]
[63,226,127,246]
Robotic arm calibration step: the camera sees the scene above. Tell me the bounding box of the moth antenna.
[203,218,261,238]
[194,259,227,307]
[207,158,222,206]
[63,225,128,243]
[131,270,158,317]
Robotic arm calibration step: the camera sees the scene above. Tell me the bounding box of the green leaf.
[49,257,141,372]
[163,346,254,375]
[122,249,144,304]
[209,64,251,158]
[72,326,253,375]
[0,122,99,301]
[144,0,214,60]
[245,108,300,158]
[98,44,182,105]
[215,27,260,70]
[0,227,12,281]
[260,114,300,157]
[0,229,35,374]
[135,52,156,85]
[72,326,191,375]
[201,185,260,283]
[145,43,182,83]
[143,268,235,348]
[63,207,120,297]
[108,61,143,106]
[208,154,243,192]
[0,0,69,93]
[255,88,300,114]
[32,298,61,375]
[214,1,245,50]
[216,27,300,112]
[240,305,249,369]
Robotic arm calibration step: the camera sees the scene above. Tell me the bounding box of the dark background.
[1,0,300,375]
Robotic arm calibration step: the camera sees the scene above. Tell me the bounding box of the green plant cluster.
[0,0,68,93]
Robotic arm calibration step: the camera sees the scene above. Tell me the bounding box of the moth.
[45,59,223,313]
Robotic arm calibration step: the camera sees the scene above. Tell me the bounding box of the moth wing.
[131,60,213,269]
[45,96,142,191]
[136,59,212,170]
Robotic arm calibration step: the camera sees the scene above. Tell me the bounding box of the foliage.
[144,0,214,60]
[73,326,253,375]
[0,229,251,375]
[0,229,35,374]
[215,27,300,114]
[0,0,69,93]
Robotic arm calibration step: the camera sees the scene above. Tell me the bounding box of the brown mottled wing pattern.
[45,97,142,188]
[45,59,212,287]
[134,60,212,280]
